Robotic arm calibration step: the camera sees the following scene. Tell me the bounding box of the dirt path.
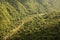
[4,13,46,40]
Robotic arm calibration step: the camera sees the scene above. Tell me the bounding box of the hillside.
[0,0,60,40]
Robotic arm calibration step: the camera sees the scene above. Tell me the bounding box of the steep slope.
[0,0,60,40]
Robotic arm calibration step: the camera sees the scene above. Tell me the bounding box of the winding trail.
[4,13,46,40]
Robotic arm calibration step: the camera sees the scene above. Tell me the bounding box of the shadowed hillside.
[0,0,60,40]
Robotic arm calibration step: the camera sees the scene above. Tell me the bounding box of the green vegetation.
[0,0,60,40]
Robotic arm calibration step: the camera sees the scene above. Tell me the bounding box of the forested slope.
[0,0,60,40]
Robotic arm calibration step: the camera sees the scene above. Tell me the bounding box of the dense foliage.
[0,0,60,40]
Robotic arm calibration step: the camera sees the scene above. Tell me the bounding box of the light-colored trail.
[4,13,46,40]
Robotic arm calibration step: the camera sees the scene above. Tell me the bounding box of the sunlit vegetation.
[0,0,60,40]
